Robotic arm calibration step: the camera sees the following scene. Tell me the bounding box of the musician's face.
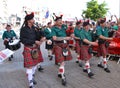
[56,19,63,26]
[28,18,35,25]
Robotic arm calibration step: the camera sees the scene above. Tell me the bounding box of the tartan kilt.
[23,46,43,68]
[97,43,108,57]
[53,43,72,63]
[45,41,53,50]
[81,45,92,61]
[75,40,80,53]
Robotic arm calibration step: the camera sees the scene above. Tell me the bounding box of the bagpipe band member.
[74,20,83,65]
[44,22,54,60]
[2,24,17,61]
[96,18,113,73]
[80,20,98,78]
[52,13,72,86]
[20,12,45,88]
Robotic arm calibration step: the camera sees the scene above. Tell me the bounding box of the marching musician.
[52,14,72,86]
[74,20,83,66]
[96,18,113,73]
[2,24,17,61]
[80,20,98,78]
[44,22,53,60]
[20,12,45,88]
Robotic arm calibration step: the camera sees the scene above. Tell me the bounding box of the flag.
[45,10,49,19]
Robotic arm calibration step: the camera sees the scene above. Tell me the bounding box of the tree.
[82,0,109,21]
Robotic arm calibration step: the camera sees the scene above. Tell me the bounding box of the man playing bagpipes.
[20,12,45,88]
[2,24,17,61]
[80,20,98,78]
[52,13,73,86]
[74,20,83,66]
[96,18,113,73]
[44,22,54,60]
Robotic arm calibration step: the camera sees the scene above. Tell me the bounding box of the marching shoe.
[32,79,37,85]
[8,57,12,61]
[11,55,13,58]
[97,64,104,68]
[38,66,44,72]
[62,78,67,86]
[104,68,110,73]
[79,62,83,67]
[75,60,79,63]
[29,86,34,88]
[83,69,87,73]
[88,72,94,78]
[58,74,62,78]
[49,56,53,61]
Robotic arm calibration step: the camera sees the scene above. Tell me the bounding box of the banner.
[0,49,14,63]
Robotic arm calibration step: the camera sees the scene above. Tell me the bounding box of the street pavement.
[0,39,120,88]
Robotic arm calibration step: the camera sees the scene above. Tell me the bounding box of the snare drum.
[8,39,21,51]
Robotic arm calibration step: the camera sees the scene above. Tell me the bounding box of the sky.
[7,0,120,19]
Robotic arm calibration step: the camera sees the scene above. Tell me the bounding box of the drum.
[8,39,21,51]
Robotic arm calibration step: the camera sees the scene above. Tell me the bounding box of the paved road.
[0,39,120,88]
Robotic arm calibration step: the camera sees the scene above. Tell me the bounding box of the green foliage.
[82,0,109,21]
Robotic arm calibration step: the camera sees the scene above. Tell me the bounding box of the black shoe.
[55,63,60,66]
[98,64,104,68]
[38,66,44,72]
[79,62,83,67]
[88,72,94,78]
[11,55,13,58]
[29,86,34,88]
[76,60,79,63]
[49,56,53,61]
[33,79,37,85]
[8,57,12,61]
[62,78,67,86]
[83,69,87,73]
[104,68,110,73]
[58,74,62,78]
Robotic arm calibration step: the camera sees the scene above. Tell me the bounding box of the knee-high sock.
[37,63,41,68]
[103,58,107,68]
[85,61,91,73]
[26,69,33,86]
[32,65,37,76]
[48,50,52,56]
[98,56,103,64]
[58,62,65,79]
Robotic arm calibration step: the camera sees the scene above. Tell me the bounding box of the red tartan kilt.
[80,45,92,61]
[75,41,80,53]
[53,43,72,63]
[97,44,108,57]
[23,46,43,68]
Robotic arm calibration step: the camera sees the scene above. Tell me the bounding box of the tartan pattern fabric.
[23,46,43,68]
[75,40,80,53]
[80,45,92,61]
[53,43,72,63]
[97,44,108,57]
